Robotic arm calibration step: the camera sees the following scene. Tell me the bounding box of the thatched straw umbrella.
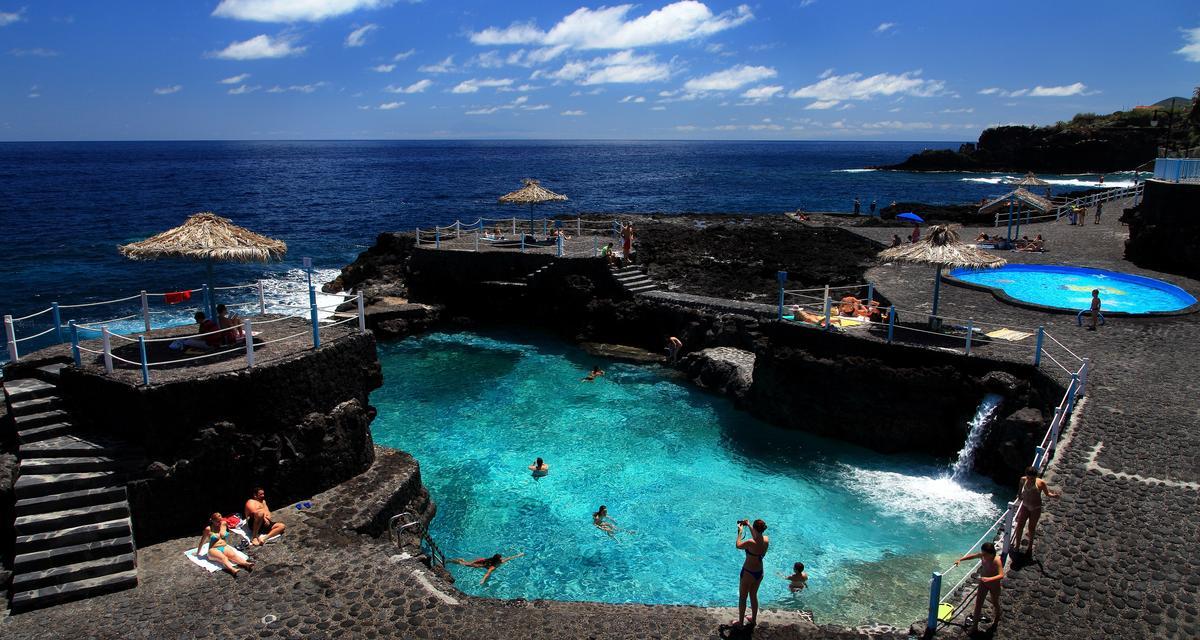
[979,187,1053,242]
[498,179,568,234]
[877,224,1006,325]
[119,212,287,320]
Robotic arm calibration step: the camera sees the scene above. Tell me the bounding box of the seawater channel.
[371,330,1007,626]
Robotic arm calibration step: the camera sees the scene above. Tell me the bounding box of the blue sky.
[2,0,1199,141]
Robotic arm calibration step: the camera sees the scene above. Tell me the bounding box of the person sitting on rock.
[974,232,990,242]
[245,487,286,545]
[181,311,223,350]
[838,295,861,316]
[890,234,902,248]
[602,242,617,266]
[216,304,244,344]
[449,552,524,584]
[665,336,683,363]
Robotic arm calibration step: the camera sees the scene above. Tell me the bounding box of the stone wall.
[1123,179,1200,279]
[57,333,383,544]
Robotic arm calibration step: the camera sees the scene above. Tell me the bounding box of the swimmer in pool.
[593,505,619,538]
[581,365,605,382]
[448,552,525,585]
[528,457,549,477]
[782,561,808,593]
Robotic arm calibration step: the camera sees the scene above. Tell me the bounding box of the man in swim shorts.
[245,487,286,545]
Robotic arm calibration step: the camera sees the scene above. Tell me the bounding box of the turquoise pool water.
[371,331,1006,625]
[948,265,1196,314]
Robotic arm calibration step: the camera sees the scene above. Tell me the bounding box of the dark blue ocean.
[0,140,1123,359]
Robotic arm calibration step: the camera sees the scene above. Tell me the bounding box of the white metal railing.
[415,216,625,257]
[992,183,1144,228]
[1152,158,1200,183]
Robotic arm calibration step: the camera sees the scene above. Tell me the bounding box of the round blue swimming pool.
[946,265,1197,314]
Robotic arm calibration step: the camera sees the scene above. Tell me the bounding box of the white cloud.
[393,49,415,61]
[1176,27,1200,62]
[212,0,395,22]
[861,120,934,130]
[418,56,455,73]
[9,48,61,57]
[805,99,840,110]
[28,85,39,98]
[451,77,514,93]
[0,9,23,26]
[466,107,499,115]
[561,109,586,116]
[651,105,666,110]
[220,73,251,84]
[888,107,902,113]
[1028,82,1087,97]
[789,70,945,102]
[539,50,671,85]
[153,85,182,95]
[740,84,783,100]
[470,1,753,50]
[371,64,395,73]
[385,79,432,94]
[470,51,506,69]
[683,64,776,92]
[345,24,378,47]
[875,22,895,33]
[228,84,261,95]
[620,95,646,103]
[977,87,1001,95]
[214,34,305,60]
[378,101,405,110]
[940,107,974,114]
[675,125,698,131]
[266,82,327,93]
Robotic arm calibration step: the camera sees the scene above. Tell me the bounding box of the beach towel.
[985,328,1033,341]
[164,290,192,304]
[184,542,248,573]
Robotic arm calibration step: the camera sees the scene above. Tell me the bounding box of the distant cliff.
[881,103,1196,173]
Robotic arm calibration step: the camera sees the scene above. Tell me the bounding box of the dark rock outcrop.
[57,332,383,544]
[1122,179,1200,279]
[298,446,435,541]
[681,347,754,402]
[975,407,1045,482]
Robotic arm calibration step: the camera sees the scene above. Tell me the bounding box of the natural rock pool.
[371,330,1006,626]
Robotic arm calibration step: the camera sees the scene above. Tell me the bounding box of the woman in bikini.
[1012,466,1060,556]
[734,518,769,627]
[593,505,619,537]
[195,512,254,577]
[448,552,525,584]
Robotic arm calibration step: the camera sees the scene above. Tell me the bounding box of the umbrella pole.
[930,265,942,328]
[1006,198,1014,243]
[206,260,217,322]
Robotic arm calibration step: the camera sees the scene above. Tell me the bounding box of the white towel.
[184,542,248,573]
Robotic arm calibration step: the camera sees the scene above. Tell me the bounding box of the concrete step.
[10,395,62,416]
[14,408,71,429]
[14,535,134,574]
[15,517,131,554]
[20,456,120,475]
[9,568,138,614]
[35,362,69,382]
[15,471,119,499]
[16,485,128,517]
[15,502,130,535]
[617,275,653,286]
[12,551,136,592]
[614,273,650,283]
[20,435,112,458]
[4,378,57,402]
[628,284,660,293]
[17,421,73,445]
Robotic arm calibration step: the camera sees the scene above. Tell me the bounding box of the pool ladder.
[388,512,446,568]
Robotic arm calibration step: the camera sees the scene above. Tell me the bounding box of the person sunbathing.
[196,512,254,577]
[789,306,832,327]
[975,233,991,242]
[838,296,860,316]
[449,552,524,584]
[245,487,286,545]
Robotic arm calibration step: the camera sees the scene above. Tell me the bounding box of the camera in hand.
[737,519,749,526]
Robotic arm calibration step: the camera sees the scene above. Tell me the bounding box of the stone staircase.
[611,264,660,295]
[4,363,138,614]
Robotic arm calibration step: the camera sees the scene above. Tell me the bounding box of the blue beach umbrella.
[896,212,924,223]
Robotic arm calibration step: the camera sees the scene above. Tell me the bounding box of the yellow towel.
[985,328,1033,341]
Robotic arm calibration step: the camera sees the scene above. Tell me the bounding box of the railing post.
[1033,326,1044,366]
[520,235,526,253]
[776,271,787,320]
[4,314,18,362]
[202,283,213,324]
[138,336,150,385]
[556,234,563,257]
[435,229,441,249]
[1000,500,1017,563]
[823,296,832,331]
[415,227,420,245]
[1033,444,1047,470]
[1078,358,1090,396]
[357,291,366,333]
[925,572,943,636]
[1049,407,1065,450]
[101,326,113,374]
[866,282,874,306]
[70,321,81,366]
[258,280,266,315]
[244,318,255,368]
[511,218,516,236]
[474,225,480,252]
[139,291,151,334]
[576,217,582,236]
[964,319,973,356]
[309,285,320,348]
[52,302,65,344]
[592,236,597,257]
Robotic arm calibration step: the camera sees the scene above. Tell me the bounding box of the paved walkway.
[853,196,1200,639]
